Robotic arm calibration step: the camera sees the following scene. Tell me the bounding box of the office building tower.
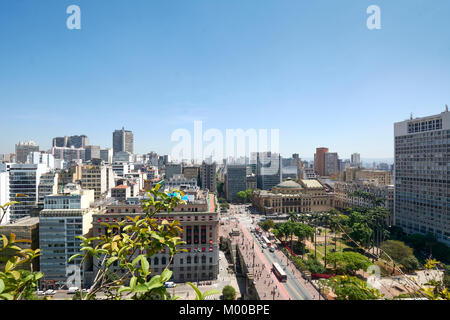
[51,146,86,162]
[8,164,50,221]
[394,108,450,245]
[52,135,89,149]
[113,127,134,155]
[324,152,339,176]
[256,152,282,190]
[80,164,110,200]
[314,147,329,176]
[85,146,101,161]
[38,172,59,205]
[200,161,217,193]
[39,187,96,288]
[351,153,361,168]
[15,141,39,164]
[100,148,113,164]
[225,165,247,202]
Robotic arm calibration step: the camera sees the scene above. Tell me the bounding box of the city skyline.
[1,1,449,158]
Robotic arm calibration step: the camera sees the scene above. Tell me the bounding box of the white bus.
[262,236,271,247]
[272,263,287,282]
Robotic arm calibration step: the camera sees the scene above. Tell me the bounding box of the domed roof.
[276,180,302,189]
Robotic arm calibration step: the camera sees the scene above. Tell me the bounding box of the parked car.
[36,290,45,296]
[68,287,79,294]
[164,281,176,288]
[45,289,56,295]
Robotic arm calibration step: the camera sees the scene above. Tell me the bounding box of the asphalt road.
[234,206,313,300]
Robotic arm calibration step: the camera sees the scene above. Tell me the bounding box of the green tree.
[380,240,420,273]
[326,252,371,275]
[222,285,236,300]
[260,219,274,232]
[325,275,382,300]
[236,191,247,203]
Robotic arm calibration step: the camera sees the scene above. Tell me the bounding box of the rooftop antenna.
[410,112,413,120]
[446,104,448,112]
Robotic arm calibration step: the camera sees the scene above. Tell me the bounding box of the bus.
[272,263,287,282]
[262,236,271,247]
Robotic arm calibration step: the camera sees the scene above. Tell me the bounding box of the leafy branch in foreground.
[69,184,188,300]
[0,199,43,300]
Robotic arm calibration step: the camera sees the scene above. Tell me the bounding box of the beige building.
[341,168,392,186]
[252,179,333,215]
[0,216,39,271]
[183,166,200,181]
[92,189,219,283]
[80,164,114,200]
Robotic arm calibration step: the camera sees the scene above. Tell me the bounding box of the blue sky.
[0,0,449,159]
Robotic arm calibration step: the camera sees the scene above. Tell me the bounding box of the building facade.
[252,179,333,215]
[91,190,219,283]
[113,127,134,155]
[394,109,450,245]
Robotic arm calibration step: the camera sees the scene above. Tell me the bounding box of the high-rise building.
[200,161,217,193]
[324,152,339,176]
[8,164,50,221]
[80,164,111,200]
[51,146,86,162]
[113,127,134,155]
[39,187,96,288]
[225,165,247,202]
[314,147,329,176]
[100,148,113,164]
[394,108,450,245]
[15,141,39,164]
[85,146,101,161]
[256,152,282,190]
[351,153,361,168]
[38,171,59,205]
[52,135,89,148]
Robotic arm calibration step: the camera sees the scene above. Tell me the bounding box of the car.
[164,281,176,288]
[269,247,275,253]
[36,290,45,296]
[45,289,56,295]
[68,287,79,294]
[262,244,268,249]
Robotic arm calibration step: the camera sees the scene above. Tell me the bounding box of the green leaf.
[118,286,131,294]
[0,293,13,300]
[140,256,149,275]
[161,269,173,283]
[5,260,14,272]
[130,276,137,290]
[133,284,149,293]
[106,256,119,267]
[68,254,83,262]
[1,235,8,248]
[202,289,221,298]
[0,279,4,294]
[132,254,144,266]
[186,282,203,300]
